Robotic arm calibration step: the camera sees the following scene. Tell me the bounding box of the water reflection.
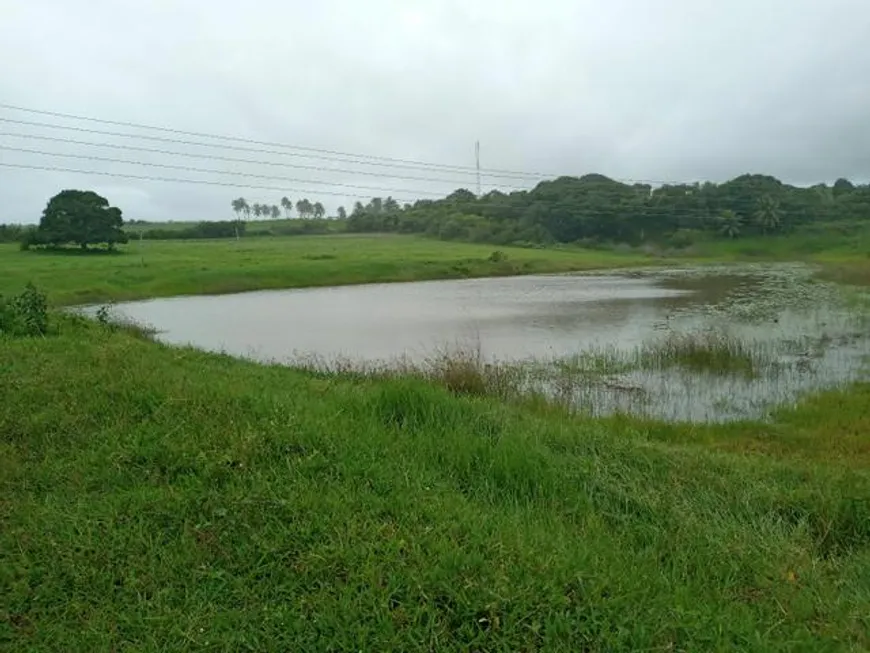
[101,274,696,362]
[95,264,869,422]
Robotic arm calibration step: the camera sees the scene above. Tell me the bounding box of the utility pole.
[475,140,481,197]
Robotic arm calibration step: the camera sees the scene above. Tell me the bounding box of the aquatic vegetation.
[292,264,870,423]
[637,329,771,377]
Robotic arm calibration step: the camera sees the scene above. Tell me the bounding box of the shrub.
[142,221,246,240]
[18,226,44,251]
[272,220,331,236]
[669,228,704,249]
[0,283,49,337]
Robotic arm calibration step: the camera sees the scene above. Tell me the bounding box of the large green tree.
[368,197,383,215]
[37,190,127,250]
[833,178,855,198]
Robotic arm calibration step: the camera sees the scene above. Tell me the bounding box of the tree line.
[343,174,870,247]
[230,197,334,222]
[4,174,868,249]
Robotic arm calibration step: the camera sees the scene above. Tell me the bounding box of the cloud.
[2,0,869,222]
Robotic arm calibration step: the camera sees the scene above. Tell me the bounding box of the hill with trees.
[3,175,868,248]
[344,174,870,247]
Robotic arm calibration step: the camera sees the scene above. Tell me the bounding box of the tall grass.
[639,329,772,377]
[297,341,528,402]
[2,316,870,651]
[295,329,782,418]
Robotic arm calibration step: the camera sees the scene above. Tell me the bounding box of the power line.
[475,141,482,197]
[0,103,685,186]
[0,103,553,178]
[0,116,543,182]
[0,145,457,197]
[0,131,533,191]
[0,160,767,220]
[0,161,422,202]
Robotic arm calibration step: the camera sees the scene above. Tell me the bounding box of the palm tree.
[230,197,248,241]
[296,199,314,219]
[281,196,292,219]
[754,196,784,234]
[718,210,742,239]
[231,198,245,220]
[271,205,281,220]
[313,202,325,219]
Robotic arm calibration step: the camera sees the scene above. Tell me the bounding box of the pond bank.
[3,310,869,650]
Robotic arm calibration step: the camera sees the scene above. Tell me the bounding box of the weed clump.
[640,330,767,377]
[425,345,490,397]
[423,343,525,400]
[0,283,48,337]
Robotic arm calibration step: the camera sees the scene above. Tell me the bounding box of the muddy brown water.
[91,264,869,422]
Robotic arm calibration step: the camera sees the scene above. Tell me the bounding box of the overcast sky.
[2,0,870,223]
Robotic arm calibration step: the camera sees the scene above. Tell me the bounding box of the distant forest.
[344,174,870,247]
[2,173,868,247]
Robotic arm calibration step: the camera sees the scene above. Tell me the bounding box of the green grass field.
[122,217,344,235]
[4,228,867,308]
[2,234,870,650]
[2,317,869,651]
[0,235,656,307]
[690,224,870,262]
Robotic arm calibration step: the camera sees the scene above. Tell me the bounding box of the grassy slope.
[1,320,869,651]
[0,236,654,306]
[3,230,867,308]
[691,227,870,263]
[688,228,870,288]
[3,236,869,650]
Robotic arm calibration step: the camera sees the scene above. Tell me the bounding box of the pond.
[95,263,869,423]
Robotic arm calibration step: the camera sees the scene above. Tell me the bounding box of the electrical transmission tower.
[475,140,481,197]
